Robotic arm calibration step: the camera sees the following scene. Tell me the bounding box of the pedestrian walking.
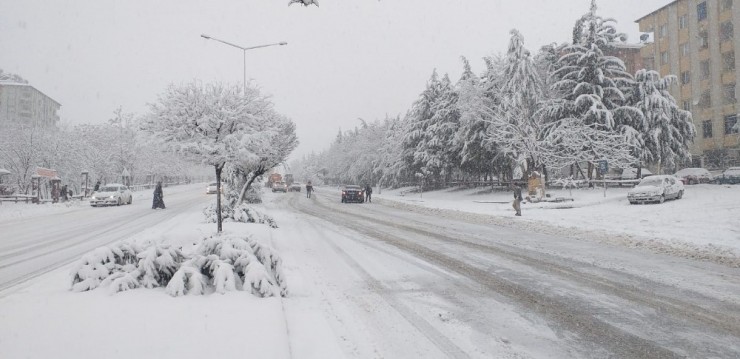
[93,180,101,192]
[512,184,523,216]
[365,184,372,203]
[152,181,166,209]
[306,181,313,198]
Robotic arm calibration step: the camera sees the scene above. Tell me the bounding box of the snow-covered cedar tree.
[485,29,547,180]
[70,234,287,297]
[141,82,274,233]
[540,1,640,176]
[203,201,278,228]
[628,69,695,172]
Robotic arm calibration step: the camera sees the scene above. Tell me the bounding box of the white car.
[90,184,133,206]
[272,181,287,193]
[627,175,684,204]
[206,182,219,194]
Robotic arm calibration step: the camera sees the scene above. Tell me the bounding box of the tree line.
[291,2,695,189]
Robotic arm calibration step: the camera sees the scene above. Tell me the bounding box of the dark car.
[718,167,740,184]
[341,185,364,203]
[673,168,713,185]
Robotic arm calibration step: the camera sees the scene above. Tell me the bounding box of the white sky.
[0,0,670,158]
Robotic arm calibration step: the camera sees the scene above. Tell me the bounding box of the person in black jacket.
[152,181,166,209]
[512,184,522,216]
[364,184,372,203]
[306,181,313,198]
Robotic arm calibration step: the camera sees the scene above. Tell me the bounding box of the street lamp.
[81,171,89,198]
[200,34,287,94]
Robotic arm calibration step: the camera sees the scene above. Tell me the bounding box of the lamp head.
[201,34,211,39]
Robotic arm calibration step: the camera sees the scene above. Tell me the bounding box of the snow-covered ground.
[0,183,738,358]
[376,183,740,266]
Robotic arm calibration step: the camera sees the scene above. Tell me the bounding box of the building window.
[681,71,691,84]
[659,24,668,38]
[699,31,709,49]
[703,120,713,137]
[721,21,734,42]
[699,90,712,108]
[681,43,690,57]
[683,100,692,111]
[679,14,688,29]
[661,51,669,65]
[698,1,708,21]
[723,51,736,71]
[701,60,711,79]
[722,0,733,11]
[724,84,737,104]
[725,115,739,134]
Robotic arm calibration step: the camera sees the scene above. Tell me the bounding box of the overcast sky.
[1,0,670,159]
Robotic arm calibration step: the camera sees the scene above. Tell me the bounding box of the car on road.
[673,168,713,185]
[627,175,684,204]
[341,185,364,203]
[717,167,740,184]
[272,181,288,193]
[206,182,220,194]
[289,182,302,192]
[90,183,133,206]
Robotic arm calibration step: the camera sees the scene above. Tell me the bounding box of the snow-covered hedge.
[203,202,278,228]
[70,234,287,297]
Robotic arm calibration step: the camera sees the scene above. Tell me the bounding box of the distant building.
[636,0,740,168]
[0,81,61,127]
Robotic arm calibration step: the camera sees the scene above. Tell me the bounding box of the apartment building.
[0,81,60,127]
[637,0,740,168]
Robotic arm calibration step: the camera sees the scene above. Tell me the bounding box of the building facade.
[0,81,61,127]
[637,0,740,168]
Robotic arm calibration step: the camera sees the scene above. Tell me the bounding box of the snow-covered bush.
[203,202,278,228]
[70,234,287,298]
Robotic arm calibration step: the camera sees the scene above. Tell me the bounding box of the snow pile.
[203,202,278,228]
[70,234,287,297]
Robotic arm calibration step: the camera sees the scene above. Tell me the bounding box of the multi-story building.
[637,0,740,168]
[0,81,61,127]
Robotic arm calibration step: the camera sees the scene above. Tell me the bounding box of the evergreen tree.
[630,69,695,172]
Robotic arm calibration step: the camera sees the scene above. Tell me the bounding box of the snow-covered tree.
[141,82,271,232]
[629,69,695,172]
[541,1,640,177]
[485,29,547,180]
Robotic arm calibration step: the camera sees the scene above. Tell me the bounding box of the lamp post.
[81,171,89,198]
[200,34,287,94]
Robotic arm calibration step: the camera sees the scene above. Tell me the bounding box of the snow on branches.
[70,234,287,297]
[203,202,278,228]
[288,0,318,6]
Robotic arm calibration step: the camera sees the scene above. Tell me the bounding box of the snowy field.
[0,182,738,358]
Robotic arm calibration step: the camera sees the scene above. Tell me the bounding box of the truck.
[284,174,294,187]
[268,173,282,188]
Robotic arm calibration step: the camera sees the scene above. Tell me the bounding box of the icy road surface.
[0,185,210,291]
[273,190,740,358]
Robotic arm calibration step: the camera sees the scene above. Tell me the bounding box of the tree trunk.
[215,164,223,233]
[237,167,267,205]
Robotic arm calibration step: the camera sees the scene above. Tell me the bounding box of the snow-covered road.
[0,185,210,291]
[273,190,740,358]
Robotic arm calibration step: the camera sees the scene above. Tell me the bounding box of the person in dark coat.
[512,184,523,216]
[364,184,372,203]
[306,181,313,198]
[93,180,101,192]
[152,181,166,209]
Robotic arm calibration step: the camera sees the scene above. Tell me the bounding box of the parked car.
[289,182,302,192]
[206,182,220,194]
[341,185,364,203]
[90,183,133,206]
[627,175,684,204]
[673,168,713,185]
[272,181,288,193]
[718,167,740,184]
